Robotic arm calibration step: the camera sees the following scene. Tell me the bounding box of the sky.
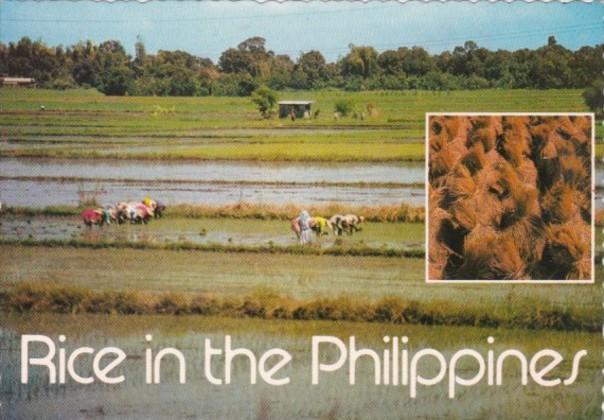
[0,1,602,62]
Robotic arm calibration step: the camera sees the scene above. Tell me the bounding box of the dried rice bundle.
[499,117,531,166]
[428,115,592,280]
[428,207,453,280]
[453,226,525,280]
[468,116,499,152]
[559,154,589,190]
[540,223,591,280]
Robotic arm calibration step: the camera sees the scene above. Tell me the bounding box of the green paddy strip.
[0,143,425,162]
[3,203,426,222]
[0,281,597,332]
[0,238,424,258]
[0,175,423,189]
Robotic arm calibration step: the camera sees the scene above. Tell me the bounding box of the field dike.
[0,282,596,332]
[0,238,424,258]
[3,202,425,223]
[0,147,425,162]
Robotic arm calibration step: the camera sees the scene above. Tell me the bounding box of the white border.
[425,112,596,284]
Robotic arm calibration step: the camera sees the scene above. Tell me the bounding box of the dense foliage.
[1,36,601,96]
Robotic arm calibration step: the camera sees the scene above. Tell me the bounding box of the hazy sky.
[1,1,601,62]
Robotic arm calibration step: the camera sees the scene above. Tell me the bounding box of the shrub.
[582,81,604,116]
[334,99,354,116]
[251,85,278,118]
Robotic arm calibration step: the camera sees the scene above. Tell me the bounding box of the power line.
[1,11,599,59]
[1,4,393,23]
[282,22,602,56]
[185,23,600,58]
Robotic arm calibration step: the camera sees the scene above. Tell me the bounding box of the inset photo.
[426,113,594,282]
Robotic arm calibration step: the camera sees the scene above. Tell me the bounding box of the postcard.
[0,1,602,419]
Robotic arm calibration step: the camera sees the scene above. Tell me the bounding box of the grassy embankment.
[3,201,425,222]
[0,244,600,331]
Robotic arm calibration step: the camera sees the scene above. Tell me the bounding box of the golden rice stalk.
[454,226,525,280]
[541,222,591,280]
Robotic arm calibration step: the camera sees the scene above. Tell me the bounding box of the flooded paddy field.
[0,178,423,208]
[1,314,600,420]
[0,157,423,184]
[0,157,425,208]
[0,215,423,251]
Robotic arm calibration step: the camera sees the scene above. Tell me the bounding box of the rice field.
[0,88,599,162]
[0,214,424,251]
[0,244,599,324]
[0,314,600,419]
[0,87,601,418]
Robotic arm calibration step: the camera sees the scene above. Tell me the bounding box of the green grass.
[0,142,425,162]
[0,244,599,328]
[1,88,596,161]
[0,238,425,258]
[0,88,591,121]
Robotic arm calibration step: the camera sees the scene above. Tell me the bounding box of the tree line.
[0,36,601,96]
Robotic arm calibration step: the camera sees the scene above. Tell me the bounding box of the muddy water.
[0,178,423,207]
[0,215,422,250]
[0,157,424,207]
[0,158,424,184]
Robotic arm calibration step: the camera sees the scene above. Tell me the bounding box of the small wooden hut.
[1,77,36,87]
[278,100,314,119]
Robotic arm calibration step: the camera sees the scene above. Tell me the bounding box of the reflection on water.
[0,179,424,207]
[0,158,424,184]
[0,157,425,207]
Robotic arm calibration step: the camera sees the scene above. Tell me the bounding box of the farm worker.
[101,208,112,225]
[290,110,296,121]
[298,210,312,245]
[310,217,330,236]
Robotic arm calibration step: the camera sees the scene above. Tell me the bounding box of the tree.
[268,54,294,89]
[251,86,278,118]
[219,37,272,80]
[401,47,434,76]
[101,65,133,95]
[134,36,147,66]
[583,81,604,115]
[2,35,602,95]
[341,45,378,79]
[238,37,268,54]
[294,50,327,88]
[378,50,405,76]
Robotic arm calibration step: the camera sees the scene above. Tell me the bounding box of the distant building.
[1,77,36,87]
[278,100,314,119]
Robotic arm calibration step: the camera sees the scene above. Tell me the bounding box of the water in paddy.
[0,315,599,420]
[0,158,424,207]
[0,158,424,184]
[0,179,423,208]
[0,215,423,251]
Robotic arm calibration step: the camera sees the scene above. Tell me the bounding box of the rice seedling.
[5,202,425,223]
